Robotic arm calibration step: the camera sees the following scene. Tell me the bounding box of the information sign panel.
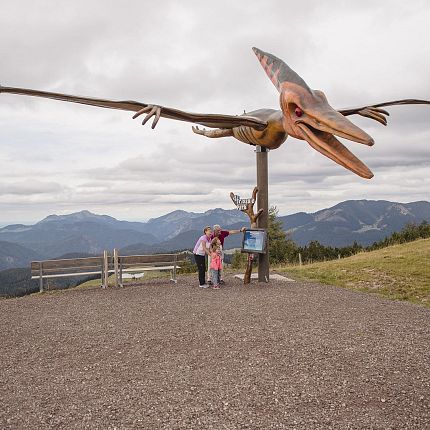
[241,228,267,254]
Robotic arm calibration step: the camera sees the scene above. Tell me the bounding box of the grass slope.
[281,238,430,307]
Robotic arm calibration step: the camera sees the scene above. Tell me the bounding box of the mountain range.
[279,200,430,247]
[0,200,429,271]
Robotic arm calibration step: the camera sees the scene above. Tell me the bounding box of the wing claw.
[141,106,157,126]
[192,125,204,135]
[357,107,388,126]
[132,106,151,119]
[339,99,430,126]
[132,104,162,129]
[151,106,161,129]
[192,125,233,138]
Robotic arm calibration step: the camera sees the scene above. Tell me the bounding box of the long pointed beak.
[297,123,374,178]
[300,105,374,146]
[295,105,374,179]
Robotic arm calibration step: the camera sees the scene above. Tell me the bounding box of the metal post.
[256,146,269,282]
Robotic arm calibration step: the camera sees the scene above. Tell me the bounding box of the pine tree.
[268,206,298,264]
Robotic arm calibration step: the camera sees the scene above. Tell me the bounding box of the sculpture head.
[253,47,374,179]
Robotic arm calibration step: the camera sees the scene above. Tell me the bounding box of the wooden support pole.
[113,248,119,288]
[39,262,44,292]
[103,250,109,288]
[100,257,104,288]
[256,146,269,282]
[172,254,178,283]
[244,253,254,284]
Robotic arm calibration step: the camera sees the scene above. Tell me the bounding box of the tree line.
[232,207,430,268]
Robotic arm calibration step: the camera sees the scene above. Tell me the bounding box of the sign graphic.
[242,228,267,254]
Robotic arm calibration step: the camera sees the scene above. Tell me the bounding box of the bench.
[31,256,105,292]
[31,250,189,291]
[117,252,188,287]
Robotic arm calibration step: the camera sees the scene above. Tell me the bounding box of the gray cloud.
[0,180,65,196]
[0,0,429,223]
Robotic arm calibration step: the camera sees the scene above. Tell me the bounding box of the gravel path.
[1,275,429,429]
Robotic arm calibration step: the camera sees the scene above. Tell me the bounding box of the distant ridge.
[279,200,430,247]
[0,200,429,270]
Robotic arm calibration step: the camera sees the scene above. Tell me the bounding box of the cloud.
[0,0,429,223]
[0,180,65,196]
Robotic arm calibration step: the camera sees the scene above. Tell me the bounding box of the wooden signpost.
[230,185,265,284]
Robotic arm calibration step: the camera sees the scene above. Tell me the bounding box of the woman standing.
[193,226,212,288]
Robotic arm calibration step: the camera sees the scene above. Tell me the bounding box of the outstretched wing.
[338,99,430,125]
[0,85,267,131]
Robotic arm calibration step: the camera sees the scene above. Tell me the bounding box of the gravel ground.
[0,274,429,430]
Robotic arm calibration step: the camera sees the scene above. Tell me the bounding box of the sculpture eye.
[295,107,303,117]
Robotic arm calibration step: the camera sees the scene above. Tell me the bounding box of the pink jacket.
[210,252,222,270]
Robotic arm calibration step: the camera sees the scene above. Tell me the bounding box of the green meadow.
[281,238,430,307]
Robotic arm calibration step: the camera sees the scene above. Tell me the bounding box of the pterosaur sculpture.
[1,47,429,179]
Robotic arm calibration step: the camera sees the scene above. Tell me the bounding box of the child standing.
[209,237,223,289]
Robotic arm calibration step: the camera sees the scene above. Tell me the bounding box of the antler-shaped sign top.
[230,186,263,229]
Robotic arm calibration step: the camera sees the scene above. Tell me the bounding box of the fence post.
[172,254,178,283]
[113,248,119,288]
[39,262,44,292]
[338,254,341,260]
[298,253,302,266]
[100,254,105,288]
[103,250,109,288]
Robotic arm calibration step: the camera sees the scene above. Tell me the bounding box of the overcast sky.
[0,0,429,225]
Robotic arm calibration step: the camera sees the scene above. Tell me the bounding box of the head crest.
[252,47,311,93]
